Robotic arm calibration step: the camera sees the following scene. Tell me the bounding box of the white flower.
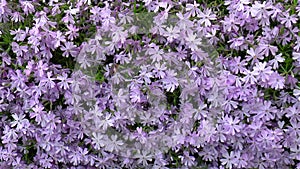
[10,113,28,131]
[91,132,106,150]
[104,135,124,152]
[90,105,103,118]
[185,32,202,51]
[146,44,164,63]
[67,6,80,15]
[165,26,180,42]
[220,151,238,169]
[134,150,153,166]
[114,89,128,107]
[96,113,114,130]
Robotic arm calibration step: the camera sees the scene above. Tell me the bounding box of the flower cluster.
[1,0,300,168]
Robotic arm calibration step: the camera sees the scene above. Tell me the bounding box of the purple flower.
[165,26,180,42]
[179,151,196,167]
[104,135,124,152]
[221,14,240,32]
[230,56,247,74]
[20,1,35,15]
[268,72,285,90]
[161,69,179,92]
[2,0,300,168]
[269,53,284,69]
[35,60,48,78]
[11,12,24,23]
[198,9,217,27]
[60,42,77,58]
[90,6,102,23]
[221,115,242,135]
[186,1,201,17]
[133,150,153,166]
[252,62,273,82]
[280,12,298,28]
[285,104,300,123]
[220,151,238,169]
[53,31,66,48]
[30,104,46,124]
[250,1,272,20]
[11,42,28,57]
[257,43,278,57]
[40,71,56,89]
[10,113,29,131]
[9,69,27,89]
[146,43,164,63]
[66,25,79,41]
[57,72,72,90]
[246,47,264,64]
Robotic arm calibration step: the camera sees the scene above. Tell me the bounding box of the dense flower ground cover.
[2,0,300,168]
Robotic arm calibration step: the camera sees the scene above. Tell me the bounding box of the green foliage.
[127,122,158,133]
[278,44,294,76]
[133,0,146,14]
[165,87,181,108]
[94,65,106,83]
[23,141,37,164]
[263,88,280,101]
[167,149,181,168]
[50,52,76,70]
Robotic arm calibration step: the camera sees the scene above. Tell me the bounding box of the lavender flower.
[1,0,300,168]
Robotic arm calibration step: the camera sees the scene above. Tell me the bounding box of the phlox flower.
[252,62,273,82]
[250,1,273,20]
[104,135,124,152]
[186,1,201,17]
[280,13,298,28]
[220,151,238,169]
[268,72,285,90]
[198,9,217,27]
[221,115,241,135]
